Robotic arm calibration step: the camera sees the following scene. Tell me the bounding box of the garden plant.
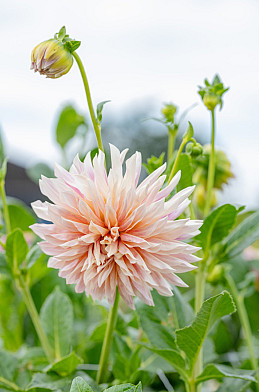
[0,26,258,392]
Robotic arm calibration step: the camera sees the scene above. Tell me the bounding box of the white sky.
[0,0,259,208]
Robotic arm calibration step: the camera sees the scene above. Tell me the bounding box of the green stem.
[96,289,120,384]
[17,274,54,363]
[204,110,215,216]
[0,180,11,234]
[72,51,104,152]
[168,138,187,183]
[226,273,259,391]
[0,376,20,391]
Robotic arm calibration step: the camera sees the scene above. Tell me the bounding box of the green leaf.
[219,210,259,259]
[0,253,11,276]
[27,372,73,391]
[196,364,256,384]
[56,105,85,149]
[104,384,135,392]
[25,244,46,269]
[196,204,240,252]
[135,296,176,350]
[40,287,73,359]
[26,162,53,184]
[6,229,29,270]
[143,153,165,175]
[172,287,194,328]
[133,383,142,392]
[46,352,83,376]
[215,378,252,392]
[64,40,81,53]
[176,291,236,372]
[0,157,8,180]
[96,100,111,123]
[143,346,186,377]
[0,350,18,382]
[183,121,194,140]
[58,26,66,41]
[177,153,193,191]
[70,377,93,392]
[8,199,36,231]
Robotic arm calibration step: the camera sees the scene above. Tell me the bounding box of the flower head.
[31,145,202,309]
[31,38,73,79]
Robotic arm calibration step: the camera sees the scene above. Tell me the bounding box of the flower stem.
[16,274,54,363]
[226,273,259,391]
[72,52,104,152]
[0,179,11,234]
[96,289,120,384]
[204,109,215,216]
[168,137,187,183]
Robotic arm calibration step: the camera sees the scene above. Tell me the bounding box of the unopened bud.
[207,265,224,285]
[161,103,177,123]
[31,38,73,79]
[203,93,219,111]
[186,142,203,157]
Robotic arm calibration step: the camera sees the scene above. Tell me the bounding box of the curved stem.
[204,110,215,216]
[226,273,259,391]
[167,128,176,162]
[72,52,104,152]
[17,275,54,363]
[96,289,120,384]
[168,138,187,183]
[0,180,11,234]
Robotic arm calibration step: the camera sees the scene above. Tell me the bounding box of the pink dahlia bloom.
[31,145,202,309]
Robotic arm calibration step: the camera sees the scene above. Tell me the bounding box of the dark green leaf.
[96,101,111,123]
[40,287,73,359]
[46,352,83,376]
[219,210,259,259]
[176,291,236,372]
[70,377,93,392]
[6,229,29,270]
[196,204,240,252]
[56,105,85,149]
[27,372,72,391]
[196,364,256,384]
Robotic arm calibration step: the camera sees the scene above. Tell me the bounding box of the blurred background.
[0,0,258,208]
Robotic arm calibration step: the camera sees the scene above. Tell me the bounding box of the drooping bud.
[198,74,229,111]
[31,26,80,79]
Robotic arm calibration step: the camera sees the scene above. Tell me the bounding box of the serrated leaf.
[6,229,29,270]
[70,377,93,392]
[56,105,85,149]
[196,364,256,384]
[8,200,36,231]
[176,291,235,372]
[219,210,259,260]
[40,287,73,359]
[177,153,193,191]
[46,352,83,376]
[196,204,240,252]
[96,100,110,123]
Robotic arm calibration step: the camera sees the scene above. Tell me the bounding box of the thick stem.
[96,289,120,384]
[0,180,11,234]
[17,275,54,363]
[204,110,215,216]
[168,138,187,184]
[72,52,104,152]
[226,273,259,391]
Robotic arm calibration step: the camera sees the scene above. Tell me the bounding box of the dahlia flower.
[31,145,201,308]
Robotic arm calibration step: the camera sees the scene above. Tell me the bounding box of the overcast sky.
[0,0,259,208]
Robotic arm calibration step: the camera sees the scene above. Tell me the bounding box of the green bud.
[203,93,219,111]
[186,141,203,157]
[161,103,177,123]
[207,265,225,285]
[198,74,229,111]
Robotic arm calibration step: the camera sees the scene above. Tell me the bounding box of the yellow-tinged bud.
[203,93,219,111]
[31,38,73,79]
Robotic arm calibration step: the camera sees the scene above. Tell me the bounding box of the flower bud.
[207,265,225,285]
[31,38,73,79]
[186,141,203,157]
[203,93,219,111]
[161,103,177,123]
